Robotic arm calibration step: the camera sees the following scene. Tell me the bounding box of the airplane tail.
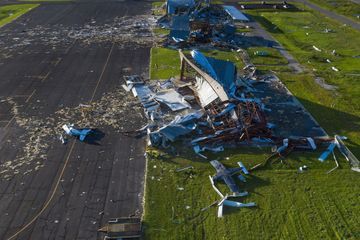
[79,129,92,141]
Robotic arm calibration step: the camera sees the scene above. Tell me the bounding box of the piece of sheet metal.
[191,50,218,80]
[318,142,336,162]
[154,89,191,111]
[195,76,218,107]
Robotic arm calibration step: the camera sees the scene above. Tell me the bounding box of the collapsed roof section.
[179,50,230,106]
[125,48,345,162]
[170,15,190,41]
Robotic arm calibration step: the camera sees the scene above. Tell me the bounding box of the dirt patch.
[315,77,338,91]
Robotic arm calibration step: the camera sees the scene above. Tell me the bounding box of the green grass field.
[152,1,166,16]
[144,147,360,239]
[150,47,181,80]
[144,4,360,239]
[309,0,360,22]
[247,46,288,65]
[149,47,245,80]
[0,4,38,28]
[246,6,360,156]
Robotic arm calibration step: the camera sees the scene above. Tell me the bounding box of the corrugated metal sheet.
[191,50,218,80]
[206,57,236,93]
[223,5,249,21]
[154,89,191,111]
[195,76,218,107]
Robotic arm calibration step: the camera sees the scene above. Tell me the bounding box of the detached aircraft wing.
[222,175,239,193]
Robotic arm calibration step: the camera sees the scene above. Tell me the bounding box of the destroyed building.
[159,3,237,44]
[158,2,272,50]
[124,50,273,155]
[178,50,271,145]
[124,46,348,161]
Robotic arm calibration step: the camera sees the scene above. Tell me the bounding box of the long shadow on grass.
[296,97,360,156]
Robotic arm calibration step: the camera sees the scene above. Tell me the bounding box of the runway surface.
[0,1,152,239]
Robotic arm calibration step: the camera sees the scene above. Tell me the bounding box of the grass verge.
[247,46,288,65]
[144,147,360,239]
[0,4,38,28]
[309,0,360,22]
[149,47,245,80]
[246,5,360,156]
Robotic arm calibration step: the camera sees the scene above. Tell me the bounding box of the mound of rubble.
[123,50,333,160]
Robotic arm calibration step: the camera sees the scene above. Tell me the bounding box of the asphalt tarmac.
[0,1,151,239]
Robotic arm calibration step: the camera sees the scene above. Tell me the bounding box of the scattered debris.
[318,142,337,162]
[0,14,158,57]
[59,134,67,144]
[315,77,338,91]
[312,45,321,52]
[331,66,339,72]
[335,135,360,172]
[254,50,268,56]
[0,83,144,180]
[175,165,193,172]
[327,151,339,174]
[98,217,142,239]
[298,165,308,173]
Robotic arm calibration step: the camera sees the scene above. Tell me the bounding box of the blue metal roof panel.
[223,5,249,21]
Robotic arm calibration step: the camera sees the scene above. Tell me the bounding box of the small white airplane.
[208,161,256,218]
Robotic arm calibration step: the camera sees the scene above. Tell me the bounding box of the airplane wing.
[223,175,239,193]
[223,200,256,208]
[228,167,241,175]
[62,124,71,135]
